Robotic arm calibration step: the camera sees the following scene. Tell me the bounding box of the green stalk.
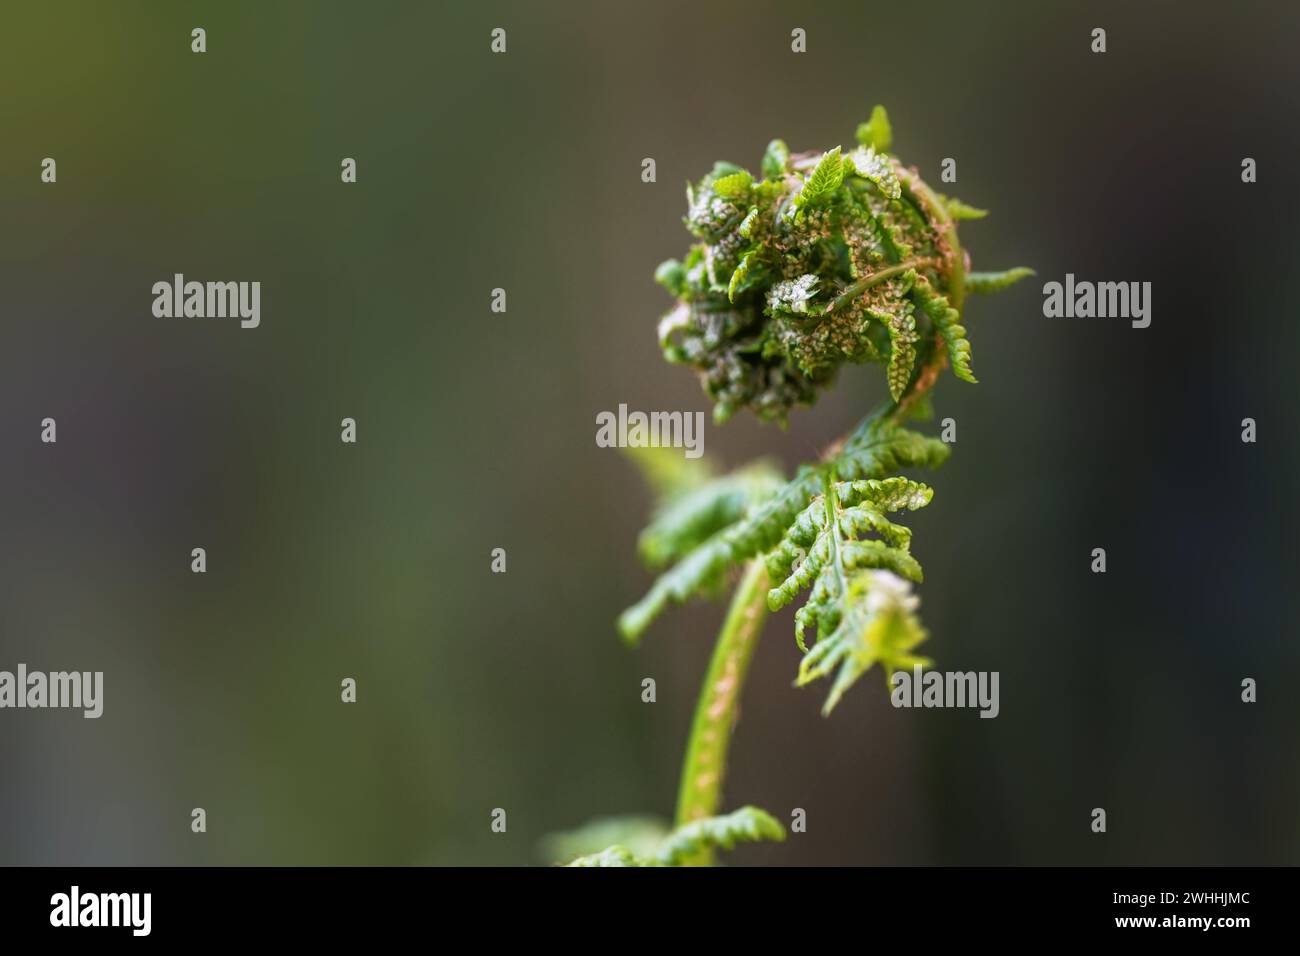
[672,559,770,865]
[824,258,931,314]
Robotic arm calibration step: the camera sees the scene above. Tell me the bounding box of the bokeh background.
[1,0,1296,865]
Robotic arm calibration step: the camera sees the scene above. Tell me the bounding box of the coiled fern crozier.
[554,108,1030,866]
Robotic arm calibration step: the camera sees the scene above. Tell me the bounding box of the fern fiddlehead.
[555,108,1030,866]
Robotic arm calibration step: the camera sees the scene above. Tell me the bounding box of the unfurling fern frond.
[796,571,930,714]
[559,807,786,867]
[622,445,939,716]
[589,109,1029,867]
[619,413,948,650]
[654,106,1030,425]
[765,475,932,650]
[759,471,935,712]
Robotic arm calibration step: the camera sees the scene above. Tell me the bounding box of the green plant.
[550,108,1030,867]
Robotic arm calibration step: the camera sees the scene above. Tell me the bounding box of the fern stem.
[672,558,770,864]
[824,258,932,314]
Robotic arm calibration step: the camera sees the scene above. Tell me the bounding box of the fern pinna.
[553,108,1029,866]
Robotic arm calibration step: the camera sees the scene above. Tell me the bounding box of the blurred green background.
[1,0,1296,865]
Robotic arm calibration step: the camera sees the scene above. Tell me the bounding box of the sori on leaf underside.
[655,104,1031,426]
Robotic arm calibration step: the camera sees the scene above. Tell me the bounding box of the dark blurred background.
[1,0,1296,865]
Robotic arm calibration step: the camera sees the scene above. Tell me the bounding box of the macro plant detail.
[654,105,1029,425]
[551,108,1030,867]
